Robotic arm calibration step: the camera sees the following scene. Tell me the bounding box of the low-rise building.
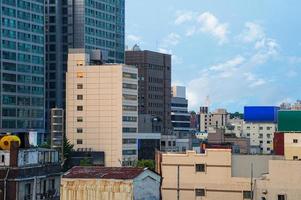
[274,132,301,160]
[242,106,279,154]
[0,137,61,200]
[255,160,301,200]
[160,149,283,200]
[60,166,161,200]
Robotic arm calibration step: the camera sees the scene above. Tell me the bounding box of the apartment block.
[199,107,229,132]
[274,132,301,160]
[0,0,45,138]
[243,106,279,154]
[66,49,138,167]
[160,149,284,200]
[125,46,172,136]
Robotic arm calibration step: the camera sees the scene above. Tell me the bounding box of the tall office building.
[66,49,138,167]
[0,0,45,138]
[45,0,125,131]
[125,45,172,135]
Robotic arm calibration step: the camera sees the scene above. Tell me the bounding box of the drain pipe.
[3,167,10,200]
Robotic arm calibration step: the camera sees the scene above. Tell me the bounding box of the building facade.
[0,0,45,138]
[61,166,161,200]
[199,107,229,132]
[125,47,172,136]
[0,147,61,200]
[66,49,138,167]
[45,0,125,131]
[242,106,279,154]
[274,132,301,160]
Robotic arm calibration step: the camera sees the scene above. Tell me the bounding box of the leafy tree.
[136,160,155,171]
[63,134,74,162]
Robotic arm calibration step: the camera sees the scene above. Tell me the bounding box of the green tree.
[63,134,74,162]
[136,160,155,171]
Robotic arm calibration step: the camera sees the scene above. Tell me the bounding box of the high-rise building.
[125,46,172,136]
[0,0,45,139]
[66,49,138,167]
[45,0,125,131]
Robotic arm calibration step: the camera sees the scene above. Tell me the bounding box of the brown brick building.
[125,47,172,135]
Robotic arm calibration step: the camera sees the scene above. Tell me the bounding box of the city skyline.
[126,0,301,112]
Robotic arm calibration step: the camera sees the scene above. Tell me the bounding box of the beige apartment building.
[284,133,301,160]
[160,149,284,200]
[199,107,229,132]
[160,149,252,200]
[66,49,138,167]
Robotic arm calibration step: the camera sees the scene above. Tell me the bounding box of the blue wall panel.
[244,106,279,123]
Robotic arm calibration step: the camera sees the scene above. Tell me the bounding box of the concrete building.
[66,49,138,167]
[60,166,161,200]
[255,160,301,200]
[0,0,45,139]
[274,132,301,160]
[0,135,61,200]
[227,117,244,138]
[125,47,172,136]
[171,86,193,152]
[199,107,229,132]
[160,149,283,200]
[45,0,125,131]
[242,106,279,154]
[207,128,250,154]
[50,108,64,160]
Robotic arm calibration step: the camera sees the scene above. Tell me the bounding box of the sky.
[125,0,301,112]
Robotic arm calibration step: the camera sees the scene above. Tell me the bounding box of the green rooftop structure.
[278,110,301,132]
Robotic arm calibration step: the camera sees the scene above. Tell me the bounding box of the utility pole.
[177,165,180,200]
[251,163,254,200]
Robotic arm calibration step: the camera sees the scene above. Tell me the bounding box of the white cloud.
[209,55,245,71]
[173,11,229,44]
[161,33,181,47]
[175,11,195,25]
[126,34,142,43]
[197,12,229,44]
[240,22,265,43]
[158,48,183,65]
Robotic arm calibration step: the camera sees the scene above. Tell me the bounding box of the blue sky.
[125,0,301,112]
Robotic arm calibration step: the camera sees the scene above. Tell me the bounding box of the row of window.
[3,62,44,75]
[2,119,43,129]
[2,84,44,95]
[2,40,44,54]
[2,73,44,85]
[2,51,44,64]
[3,95,43,106]
[2,107,43,118]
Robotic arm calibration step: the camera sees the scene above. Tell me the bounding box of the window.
[25,183,31,199]
[123,116,137,122]
[77,72,84,78]
[267,141,271,144]
[1,155,5,163]
[123,72,137,79]
[77,139,83,144]
[243,191,252,199]
[122,139,136,144]
[77,128,83,133]
[267,127,271,130]
[77,95,83,100]
[122,150,136,155]
[123,94,137,101]
[195,164,205,172]
[293,156,298,160]
[77,84,83,89]
[278,194,286,200]
[77,117,83,122]
[123,105,137,111]
[77,106,83,111]
[195,189,205,197]
[123,83,137,90]
[293,139,298,143]
[259,127,263,130]
[76,60,84,66]
[161,141,166,146]
[122,127,137,133]
[267,134,271,138]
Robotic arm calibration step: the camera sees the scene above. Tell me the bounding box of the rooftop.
[63,166,145,180]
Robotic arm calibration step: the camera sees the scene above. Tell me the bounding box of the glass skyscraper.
[0,0,45,135]
[45,0,125,131]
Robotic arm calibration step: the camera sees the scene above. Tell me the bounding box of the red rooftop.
[63,166,145,180]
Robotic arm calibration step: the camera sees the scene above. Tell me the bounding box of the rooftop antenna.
[205,95,211,107]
